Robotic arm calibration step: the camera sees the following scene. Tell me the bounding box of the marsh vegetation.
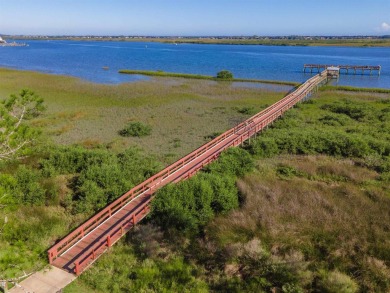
[0,68,389,292]
[66,89,390,292]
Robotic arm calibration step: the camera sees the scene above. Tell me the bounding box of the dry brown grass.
[207,155,390,291]
[49,124,74,136]
[80,139,103,149]
[276,155,378,183]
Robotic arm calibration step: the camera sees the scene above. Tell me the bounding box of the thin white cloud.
[380,22,390,32]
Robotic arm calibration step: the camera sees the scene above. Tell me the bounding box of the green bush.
[206,148,254,177]
[319,114,351,126]
[119,122,152,137]
[151,148,253,233]
[74,179,106,213]
[14,166,46,205]
[151,176,218,233]
[247,137,279,158]
[0,173,18,207]
[261,128,375,158]
[235,106,256,115]
[41,145,116,175]
[39,145,160,214]
[276,165,302,179]
[320,99,373,121]
[216,70,233,80]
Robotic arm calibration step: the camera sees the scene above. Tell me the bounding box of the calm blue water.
[0,40,389,88]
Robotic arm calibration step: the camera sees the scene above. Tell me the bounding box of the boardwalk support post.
[48,251,53,264]
[107,235,111,247]
[74,261,80,275]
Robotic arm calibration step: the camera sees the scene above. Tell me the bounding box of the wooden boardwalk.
[48,70,329,276]
[304,64,381,75]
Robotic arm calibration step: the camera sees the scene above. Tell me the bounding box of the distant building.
[0,36,6,43]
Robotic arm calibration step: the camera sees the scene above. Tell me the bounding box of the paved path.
[9,266,75,293]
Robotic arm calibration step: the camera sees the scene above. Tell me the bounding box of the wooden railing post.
[74,261,80,275]
[107,235,111,247]
[48,251,53,264]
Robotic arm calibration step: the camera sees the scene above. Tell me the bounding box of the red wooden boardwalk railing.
[48,70,329,275]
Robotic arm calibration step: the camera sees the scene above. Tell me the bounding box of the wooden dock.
[304,64,381,75]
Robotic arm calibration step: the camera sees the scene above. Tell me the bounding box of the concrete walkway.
[9,266,75,293]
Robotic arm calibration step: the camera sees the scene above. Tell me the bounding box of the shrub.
[206,148,254,177]
[151,148,253,234]
[151,177,216,233]
[260,128,375,159]
[235,106,256,115]
[204,132,223,140]
[216,70,233,80]
[319,114,351,126]
[276,165,302,179]
[74,179,106,213]
[119,122,152,137]
[39,145,160,214]
[0,173,18,207]
[247,137,279,158]
[14,166,46,205]
[320,99,373,121]
[41,145,116,175]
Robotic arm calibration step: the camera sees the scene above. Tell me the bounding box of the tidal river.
[0,40,389,88]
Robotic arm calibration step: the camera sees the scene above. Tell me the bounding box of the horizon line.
[2,34,390,38]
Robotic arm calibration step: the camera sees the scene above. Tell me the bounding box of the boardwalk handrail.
[48,70,329,271]
[304,64,381,76]
[304,64,381,69]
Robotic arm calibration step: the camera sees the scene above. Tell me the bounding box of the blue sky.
[1,0,390,36]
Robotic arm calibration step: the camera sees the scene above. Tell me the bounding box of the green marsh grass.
[1,67,389,291]
[119,69,299,86]
[0,68,285,163]
[67,89,390,292]
[321,85,390,94]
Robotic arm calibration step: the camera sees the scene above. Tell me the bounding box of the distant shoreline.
[119,69,300,86]
[119,69,390,93]
[4,36,390,47]
[1,67,389,93]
